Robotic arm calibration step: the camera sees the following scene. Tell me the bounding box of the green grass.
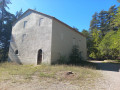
[0,62,101,86]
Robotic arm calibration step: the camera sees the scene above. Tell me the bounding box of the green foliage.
[73,26,79,31]
[0,10,16,62]
[56,45,83,65]
[88,5,118,60]
[69,45,83,64]
[57,55,68,64]
[0,0,11,9]
[0,0,19,62]
[92,28,102,46]
[98,30,120,59]
[113,7,120,28]
[16,9,23,19]
[90,12,99,31]
[82,29,89,37]
[108,5,118,31]
[82,29,94,57]
[117,0,120,3]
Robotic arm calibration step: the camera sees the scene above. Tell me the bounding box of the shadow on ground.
[91,61,120,72]
[68,60,120,72]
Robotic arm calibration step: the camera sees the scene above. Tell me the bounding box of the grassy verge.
[0,62,101,86]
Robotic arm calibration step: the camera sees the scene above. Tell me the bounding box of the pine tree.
[108,5,117,31]
[16,9,23,19]
[90,12,99,33]
[117,0,120,3]
[0,0,16,62]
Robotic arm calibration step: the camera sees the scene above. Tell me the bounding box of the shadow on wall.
[8,38,22,64]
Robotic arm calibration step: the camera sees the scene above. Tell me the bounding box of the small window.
[61,33,64,40]
[22,34,26,42]
[15,50,18,55]
[24,21,27,28]
[73,38,76,45]
[39,18,43,26]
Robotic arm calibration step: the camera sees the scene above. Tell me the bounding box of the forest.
[82,4,120,60]
[0,0,120,62]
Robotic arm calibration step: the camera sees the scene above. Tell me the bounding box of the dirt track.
[93,61,120,90]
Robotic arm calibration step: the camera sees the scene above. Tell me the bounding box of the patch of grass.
[0,62,38,81]
[0,62,101,86]
[39,72,55,78]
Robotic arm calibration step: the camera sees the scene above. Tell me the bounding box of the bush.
[69,45,83,65]
[56,45,83,65]
[98,30,120,60]
[57,55,68,64]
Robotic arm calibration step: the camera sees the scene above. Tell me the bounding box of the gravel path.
[93,61,120,90]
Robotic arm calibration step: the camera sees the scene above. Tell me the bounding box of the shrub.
[57,55,68,64]
[69,45,83,65]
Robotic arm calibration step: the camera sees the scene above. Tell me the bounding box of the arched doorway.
[37,49,42,65]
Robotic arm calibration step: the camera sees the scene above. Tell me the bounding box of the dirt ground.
[0,77,97,90]
[93,61,120,90]
[0,61,120,90]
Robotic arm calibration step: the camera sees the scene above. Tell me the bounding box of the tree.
[73,26,79,31]
[108,5,117,31]
[117,0,120,3]
[98,10,109,37]
[90,12,99,32]
[82,29,89,37]
[82,29,94,57]
[0,0,11,9]
[0,0,11,40]
[0,10,16,61]
[0,0,16,62]
[69,45,83,64]
[89,28,102,59]
[88,5,118,59]
[16,9,23,19]
[112,7,120,28]
[0,0,11,20]
[98,30,120,59]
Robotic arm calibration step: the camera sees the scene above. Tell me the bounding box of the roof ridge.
[13,9,86,37]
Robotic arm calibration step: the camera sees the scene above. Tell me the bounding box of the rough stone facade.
[8,9,87,65]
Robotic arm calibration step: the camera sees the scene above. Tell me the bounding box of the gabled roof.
[13,9,86,37]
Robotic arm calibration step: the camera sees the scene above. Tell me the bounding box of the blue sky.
[8,0,119,32]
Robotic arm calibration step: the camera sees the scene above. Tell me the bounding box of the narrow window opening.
[39,18,43,26]
[37,49,42,65]
[73,38,76,45]
[22,34,26,42]
[24,21,27,28]
[15,50,18,55]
